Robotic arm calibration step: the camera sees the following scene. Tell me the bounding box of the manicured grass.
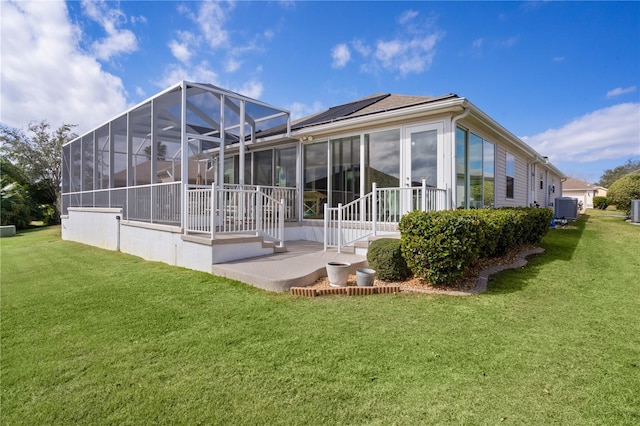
[1,214,639,424]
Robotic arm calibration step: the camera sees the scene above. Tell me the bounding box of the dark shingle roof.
[291,93,458,130]
[255,92,458,139]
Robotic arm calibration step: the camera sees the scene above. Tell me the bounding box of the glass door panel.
[402,123,442,214]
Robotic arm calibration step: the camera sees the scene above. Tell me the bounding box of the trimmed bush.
[367,238,412,281]
[522,208,554,244]
[398,208,553,286]
[607,174,640,215]
[399,211,484,285]
[593,196,609,210]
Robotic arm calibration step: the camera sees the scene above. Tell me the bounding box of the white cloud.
[472,38,484,49]
[135,86,146,98]
[398,10,418,24]
[81,0,138,61]
[168,31,197,63]
[157,62,220,89]
[196,0,233,49]
[523,103,640,163]
[374,33,441,75]
[352,40,371,57]
[552,56,565,62]
[234,80,264,100]
[225,58,242,73]
[0,1,129,133]
[161,1,268,96]
[168,40,192,64]
[334,11,442,77]
[331,43,351,68]
[606,86,637,98]
[288,101,324,120]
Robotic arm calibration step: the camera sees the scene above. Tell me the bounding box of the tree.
[0,175,32,228]
[143,142,167,161]
[607,174,640,215]
[598,159,640,188]
[0,121,77,224]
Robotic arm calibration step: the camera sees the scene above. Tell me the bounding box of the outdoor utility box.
[631,200,640,223]
[555,197,579,220]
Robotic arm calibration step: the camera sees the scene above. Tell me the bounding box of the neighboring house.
[562,177,607,212]
[61,81,565,282]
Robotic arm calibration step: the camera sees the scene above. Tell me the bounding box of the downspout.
[450,106,471,209]
[545,168,549,207]
[115,215,121,251]
[528,159,539,207]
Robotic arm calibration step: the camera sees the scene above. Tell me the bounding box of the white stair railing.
[184,184,286,247]
[324,180,448,252]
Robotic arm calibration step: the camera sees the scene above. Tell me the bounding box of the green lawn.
[1,213,639,424]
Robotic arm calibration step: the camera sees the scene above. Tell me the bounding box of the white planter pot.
[356,268,376,286]
[326,261,351,287]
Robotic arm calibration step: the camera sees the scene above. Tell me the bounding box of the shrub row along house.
[61,81,565,285]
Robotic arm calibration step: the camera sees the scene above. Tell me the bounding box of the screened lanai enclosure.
[62,81,294,240]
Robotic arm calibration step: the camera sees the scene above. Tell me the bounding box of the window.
[506,152,515,199]
[456,129,494,208]
[469,133,483,208]
[275,146,296,187]
[303,142,328,218]
[365,129,400,192]
[455,128,467,208]
[253,150,273,186]
[331,136,360,206]
[539,172,544,190]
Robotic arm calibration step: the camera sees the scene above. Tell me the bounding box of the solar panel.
[293,94,390,129]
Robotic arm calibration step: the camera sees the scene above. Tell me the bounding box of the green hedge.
[593,196,608,210]
[607,174,640,214]
[398,210,485,285]
[367,238,412,281]
[398,208,553,286]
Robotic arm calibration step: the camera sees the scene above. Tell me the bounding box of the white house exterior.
[562,177,607,212]
[61,81,565,277]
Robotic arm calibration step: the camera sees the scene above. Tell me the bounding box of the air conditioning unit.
[554,197,578,220]
[631,200,640,223]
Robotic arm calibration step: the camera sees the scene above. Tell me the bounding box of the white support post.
[421,178,427,211]
[372,182,378,236]
[239,100,245,186]
[279,198,285,248]
[256,186,263,237]
[219,95,226,187]
[323,203,328,251]
[180,82,188,230]
[183,183,188,235]
[445,183,449,211]
[337,202,343,254]
[210,183,216,240]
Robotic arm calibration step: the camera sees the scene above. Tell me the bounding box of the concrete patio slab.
[210,240,367,292]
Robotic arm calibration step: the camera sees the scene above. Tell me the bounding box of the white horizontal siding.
[494,145,527,207]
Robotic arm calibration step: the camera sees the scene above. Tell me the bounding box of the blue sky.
[2,0,639,184]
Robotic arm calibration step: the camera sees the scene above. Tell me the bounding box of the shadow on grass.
[11,225,60,237]
[485,215,587,295]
